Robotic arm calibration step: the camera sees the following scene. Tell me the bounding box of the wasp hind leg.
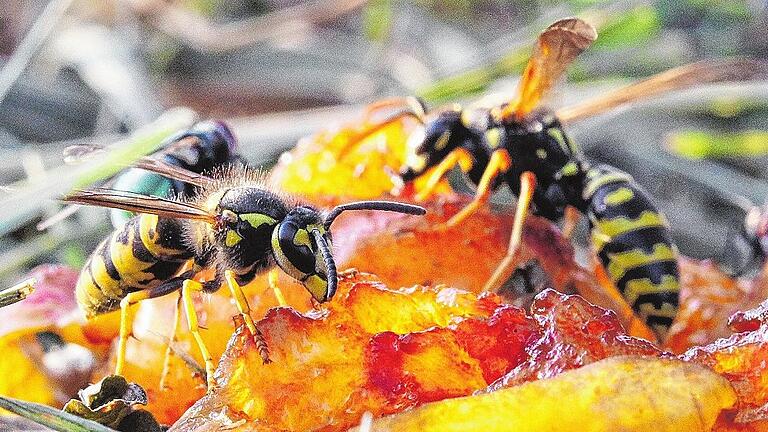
[115,275,190,379]
[440,149,511,228]
[482,171,537,293]
[561,205,581,239]
[224,270,271,364]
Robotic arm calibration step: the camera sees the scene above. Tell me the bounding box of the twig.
[136,0,369,53]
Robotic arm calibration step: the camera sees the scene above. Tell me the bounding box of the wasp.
[39,120,244,231]
[343,18,767,340]
[64,146,425,390]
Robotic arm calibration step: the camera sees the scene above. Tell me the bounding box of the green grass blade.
[666,130,768,159]
[0,396,116,432]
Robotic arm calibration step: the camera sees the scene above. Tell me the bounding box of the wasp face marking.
[271,206,334,302]
[225,229,242,247]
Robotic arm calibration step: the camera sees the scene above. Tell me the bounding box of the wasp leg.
[269,269,287,307]
[414,148,475,202]
[180,279,217,390]
[158,293,183,390]
[561,205,581,239]
[115,276,189,377]
[224,270,271,364]
[338,99,425,161]
[482,171,537,293]
[442,149,512,227]
[362,96,424,117]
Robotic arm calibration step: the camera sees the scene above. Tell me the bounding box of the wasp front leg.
[268,268,287,307]
[482,171,537,293]
[413,148,475,202]
[338,97,426,161]
[224,270,271,364]
[362,96,425,118]
[441,149,512,228]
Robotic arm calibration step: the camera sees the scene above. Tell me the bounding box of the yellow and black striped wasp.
[342,18,768,340]
[64,153,425,389]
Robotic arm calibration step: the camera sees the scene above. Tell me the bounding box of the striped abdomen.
[583,166,680,338]
[75,214,193,317]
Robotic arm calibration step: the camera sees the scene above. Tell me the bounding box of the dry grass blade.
[0,278,34,308]
[139,0,370,53]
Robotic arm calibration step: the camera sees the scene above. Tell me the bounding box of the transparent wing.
[133,157,214,189]
[64,189,215,223]
[40,154,214,231]
[63,144,107,165]
[557,58,768,123]
[500,17,597,121]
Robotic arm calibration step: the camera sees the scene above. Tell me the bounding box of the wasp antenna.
[311,230,337,301]
[324,201,426,229]
[406,96,428,122]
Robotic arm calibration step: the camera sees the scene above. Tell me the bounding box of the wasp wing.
[501,17,597,121]
[557,58,768,123]
[63,144,108,165]
[133,157,214,189]
[64,189,216,223]
[41,154,214,231]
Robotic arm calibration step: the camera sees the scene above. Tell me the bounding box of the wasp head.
[271,206,336,303]
[400,107,467,182]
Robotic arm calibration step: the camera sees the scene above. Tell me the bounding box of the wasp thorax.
[270,206,334,302]
[211,187,290,273]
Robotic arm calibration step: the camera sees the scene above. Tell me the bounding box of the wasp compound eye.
[271,220,330,303]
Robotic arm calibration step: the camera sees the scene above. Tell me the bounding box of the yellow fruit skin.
[0,331,57,410]
[351,356,737,432]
